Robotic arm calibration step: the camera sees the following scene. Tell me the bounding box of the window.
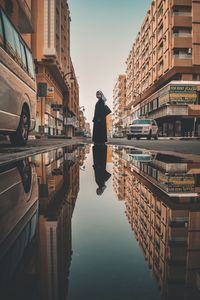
[25,47,35,79]
[19,41,27,71]
[132,119,151,125]
[1,11,16,57]
[13,29,22,64]
[153,99,158,110]
[150,101,153,111]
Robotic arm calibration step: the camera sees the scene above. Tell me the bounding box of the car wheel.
[17,158,32,193]
[10,107,30,146]
[147,130,152,140]
[127,135,131,140]
[154,134,158,140]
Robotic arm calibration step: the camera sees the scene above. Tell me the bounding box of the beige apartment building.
[112,146,126,201]
[113,74,126,134]
[31,147,81,300]
[106,113,113,138]
[64,58,79,137]
[0,0,34,44]
[32,0,73,136]
[0,0,79,137]
[85,122,91,137]
[125,0,200,136]
[78,109,86,134]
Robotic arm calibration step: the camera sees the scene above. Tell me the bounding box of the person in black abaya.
[92,145,111,196]
[92,90,108,144]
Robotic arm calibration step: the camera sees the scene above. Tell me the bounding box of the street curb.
[0,139,85,167]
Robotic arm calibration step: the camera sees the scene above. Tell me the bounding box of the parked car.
[127,119,158,140]
[112,132,124,138]
[0,8,36,145]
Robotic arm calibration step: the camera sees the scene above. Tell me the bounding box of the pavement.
[106,137,200,156]
[0,136,200,166]
[0,137,85,166]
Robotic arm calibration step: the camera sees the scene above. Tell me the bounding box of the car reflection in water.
[0,158,39,298]
[113,146,200,300]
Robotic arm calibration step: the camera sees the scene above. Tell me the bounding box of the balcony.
[18,0,34,33]
[55,112,63,121]
[172,55,192,67]
[172,0,191,6]
[168,239,187,247]
[188,104,200,116]
[148,104,189,119]
[172,36,192,49]
[172,15,192,28]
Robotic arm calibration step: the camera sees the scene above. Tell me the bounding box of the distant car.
[127,119,158,140]
[84,133,91,138]
[112,132,124,138]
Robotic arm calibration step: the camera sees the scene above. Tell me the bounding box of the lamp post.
[63,71,74,80]
[79,106,85,111]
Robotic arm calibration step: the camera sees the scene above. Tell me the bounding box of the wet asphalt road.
[0,137,199,165]
[107,138,200,155]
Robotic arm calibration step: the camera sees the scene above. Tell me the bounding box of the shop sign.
[51,104,63,111]
[37,82,47,97]
[47,86,54,98]
[169,85,197,103]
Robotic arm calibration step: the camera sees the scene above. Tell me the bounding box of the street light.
[63,71,74,80]
[79,106,85,112]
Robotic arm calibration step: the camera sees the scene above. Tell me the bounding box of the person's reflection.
[92,145,111,195]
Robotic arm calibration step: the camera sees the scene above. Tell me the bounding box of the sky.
[68,0,151,125]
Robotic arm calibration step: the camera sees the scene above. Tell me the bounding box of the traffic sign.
[37,82,47,97]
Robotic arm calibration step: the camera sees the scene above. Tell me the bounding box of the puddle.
[0,144,200,300]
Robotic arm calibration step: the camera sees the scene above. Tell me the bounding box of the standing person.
[92,90,110,144]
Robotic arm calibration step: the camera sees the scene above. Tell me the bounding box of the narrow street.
[1,0,200,300]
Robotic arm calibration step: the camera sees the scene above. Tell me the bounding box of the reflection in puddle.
[0,144,89,300]
[113,146,200,299]
[92,145,111,195]
[0,144,200,300]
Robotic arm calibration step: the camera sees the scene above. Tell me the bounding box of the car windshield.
[132,119,151,125]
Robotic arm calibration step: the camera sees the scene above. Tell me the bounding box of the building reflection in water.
[31,145,85,300]
[0,145,85,300]
[92,145,111,196]
[113,146,200,300]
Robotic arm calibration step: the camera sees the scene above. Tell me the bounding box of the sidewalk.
[158,136,200,141]
[0,137,85,166]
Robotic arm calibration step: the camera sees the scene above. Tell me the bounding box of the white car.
[113,132,124,138]
[127,119,158,140]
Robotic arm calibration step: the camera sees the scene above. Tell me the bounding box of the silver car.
[0,9,36,145]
